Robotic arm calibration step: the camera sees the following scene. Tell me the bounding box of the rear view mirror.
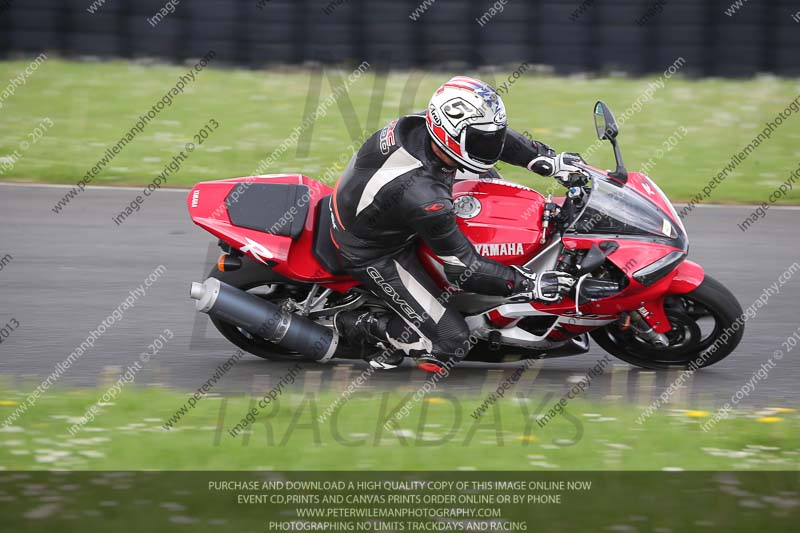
[594,100,619,140]
[593,100,627,182]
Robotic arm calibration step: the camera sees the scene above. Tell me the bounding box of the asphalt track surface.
[1,182,799,407]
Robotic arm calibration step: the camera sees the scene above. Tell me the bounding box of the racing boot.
[333,310,404,368]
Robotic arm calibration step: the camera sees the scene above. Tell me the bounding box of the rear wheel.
[590,275,744,369]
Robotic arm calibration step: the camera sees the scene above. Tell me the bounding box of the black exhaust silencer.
[189,278,339,362]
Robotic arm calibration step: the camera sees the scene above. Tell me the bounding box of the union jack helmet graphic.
[426,76,507,173]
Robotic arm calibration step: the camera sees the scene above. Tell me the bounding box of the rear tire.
[590,275,744,369]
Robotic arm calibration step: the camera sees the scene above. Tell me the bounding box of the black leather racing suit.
[330,114,554,361]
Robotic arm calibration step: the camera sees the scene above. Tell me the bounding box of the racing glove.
[509,265,576,302]
[528,152,588,186]
[532,140,556,158]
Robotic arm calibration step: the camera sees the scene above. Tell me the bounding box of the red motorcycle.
[188,102,743,369]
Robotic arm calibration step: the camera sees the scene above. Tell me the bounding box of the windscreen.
[569,169,688,250]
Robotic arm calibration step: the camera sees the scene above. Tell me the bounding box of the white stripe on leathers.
[355,147,423,216]
[394,260,447,324]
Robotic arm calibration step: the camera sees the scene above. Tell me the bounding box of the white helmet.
[425,76,507,173]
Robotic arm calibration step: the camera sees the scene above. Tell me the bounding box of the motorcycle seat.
[225,183,309,239]
[312,195,347,276]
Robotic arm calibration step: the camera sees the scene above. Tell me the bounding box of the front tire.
[590,275,744,369]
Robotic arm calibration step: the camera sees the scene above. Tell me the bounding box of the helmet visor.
[464,125,507,164]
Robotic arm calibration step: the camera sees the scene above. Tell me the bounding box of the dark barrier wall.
[1,0,798,76]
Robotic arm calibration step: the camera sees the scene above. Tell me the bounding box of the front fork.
[614,259,706,345]
[628,303,670,347]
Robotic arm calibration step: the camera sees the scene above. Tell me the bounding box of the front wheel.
[590,275,744,369]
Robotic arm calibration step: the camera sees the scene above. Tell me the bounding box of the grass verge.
[0,59,799,203]
[0,385,797,470]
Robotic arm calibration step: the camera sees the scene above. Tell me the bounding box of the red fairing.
[187,174,356,291]
[487,309,518,327]
[561,236,680,280]
[544,239,702,334]
[668,259,705,294]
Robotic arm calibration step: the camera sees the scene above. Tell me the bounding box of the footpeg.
[488,330,502,351]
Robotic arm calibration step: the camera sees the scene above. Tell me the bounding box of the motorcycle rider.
[331,76,585,372]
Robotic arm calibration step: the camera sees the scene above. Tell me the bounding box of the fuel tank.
[419,178,549,282]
